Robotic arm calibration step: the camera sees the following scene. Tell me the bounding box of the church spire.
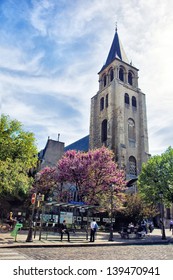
[100,27,129,72]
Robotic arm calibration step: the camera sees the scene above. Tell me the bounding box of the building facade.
[89,28,150,180]
[38,137,64,170]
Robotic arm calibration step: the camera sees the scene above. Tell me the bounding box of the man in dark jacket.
[60,220,70,242]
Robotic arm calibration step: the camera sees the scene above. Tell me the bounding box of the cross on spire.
[115,21,117,32]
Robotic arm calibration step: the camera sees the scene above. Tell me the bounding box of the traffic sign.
[31,193,36,204]
[68,201,85,205]
[37,194,44,201]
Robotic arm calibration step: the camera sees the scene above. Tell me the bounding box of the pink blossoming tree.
[32,147,127,214]
[57,146,127,213]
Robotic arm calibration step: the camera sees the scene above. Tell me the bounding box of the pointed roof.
[99,28,129,73]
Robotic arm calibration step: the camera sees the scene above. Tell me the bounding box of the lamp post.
[108,184,114,241]
[159,191,166,240]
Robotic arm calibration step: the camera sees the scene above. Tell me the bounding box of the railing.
[33,222,88,241]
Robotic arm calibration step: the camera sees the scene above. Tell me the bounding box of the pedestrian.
[136,224,145,239]
[141,219,148,234]
[128,222,134,233]
[8,211,16,228]
[60,220,70,242]
[169,219,173,231]
[90,218,98,242]
[148,222,154,233]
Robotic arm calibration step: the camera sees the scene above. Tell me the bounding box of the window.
[110,69,114,82]
[128,118,135,141]
[106,94,108,107]
[103,75,107,87]
[119,67,124,81]
[100,97,104,111]
[101,119,107,143]
[129,156,137,176]
[124,93,130,105]
[132,96,137,108]
[128,71,133,85]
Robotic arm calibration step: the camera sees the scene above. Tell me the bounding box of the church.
[89,26,150,180]
[39,27,150,182]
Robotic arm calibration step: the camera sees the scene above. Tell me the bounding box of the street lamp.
[108,184,114,241]
[159,191,166,240]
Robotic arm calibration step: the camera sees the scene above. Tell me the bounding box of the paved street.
[0,248,31,260]
[0,228,173,260]
[0,244,172,260]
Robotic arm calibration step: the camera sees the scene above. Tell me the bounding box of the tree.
[31,167,57,195]
[0,114,38,204]
[57,146,127,213]
[138,146,173,206]
[57,149,90,201]
[30,167,68,203]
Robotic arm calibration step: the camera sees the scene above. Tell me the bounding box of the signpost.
[31,193,36,205]
[60,212,73,224]
[68,201,85,205]
[26,192,45,242]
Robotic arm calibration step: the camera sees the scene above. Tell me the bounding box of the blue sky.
[1,0,173,155]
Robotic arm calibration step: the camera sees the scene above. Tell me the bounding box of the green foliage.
[138,146,173,206]
[0,114,38,198]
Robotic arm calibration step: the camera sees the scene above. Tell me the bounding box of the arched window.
[119,67,124,81]
[101,119,107,143]
[128,71,133,85]
[106,94,108,107]
[128,118,135,141]
[129,156,137,176]
[124,93,130,105]
[103,75,107,87]
[100,97,104,111]
[132,96,137,108]
[110,68,114,82]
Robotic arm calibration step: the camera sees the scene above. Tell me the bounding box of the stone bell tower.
[89,27,149,180]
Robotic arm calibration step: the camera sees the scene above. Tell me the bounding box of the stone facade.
[89,30,150,179]
[38,138,64,170]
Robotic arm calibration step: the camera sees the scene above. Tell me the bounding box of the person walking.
[90,218,98,242]
[60,220,70,242]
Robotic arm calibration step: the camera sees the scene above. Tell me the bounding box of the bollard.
[26,226,33,242]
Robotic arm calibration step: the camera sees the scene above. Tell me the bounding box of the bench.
[118,227,146,239]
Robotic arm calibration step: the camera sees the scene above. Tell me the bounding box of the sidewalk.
[0,228,173,248]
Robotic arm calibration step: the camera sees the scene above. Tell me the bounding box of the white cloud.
[0,46,44,73]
